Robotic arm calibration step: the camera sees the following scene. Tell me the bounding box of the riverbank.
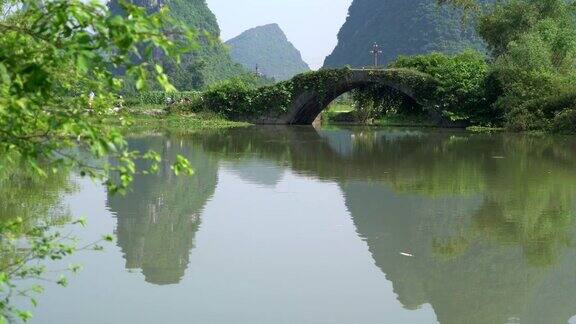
[123,104,438,131]
[108,104,250,133]
[116,103,484,133]
[114,102,537,135]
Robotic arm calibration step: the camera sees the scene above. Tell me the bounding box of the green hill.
[108,0,249,90]
[226,24,310,81]
[324,0,492,68]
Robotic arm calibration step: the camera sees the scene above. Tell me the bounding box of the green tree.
[482,0,576,130]
[438,0,576,131]
[392,50,499,124]
[0,0,193,321]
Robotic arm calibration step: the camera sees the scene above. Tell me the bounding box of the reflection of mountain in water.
[107,136,219,285]
[195,126,576,323]
[227,159,285,188]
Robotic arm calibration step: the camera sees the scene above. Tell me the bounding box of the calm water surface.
[16,126,576,323]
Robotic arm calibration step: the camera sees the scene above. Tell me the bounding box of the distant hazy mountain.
[226,24,310,81]
[324,0,493,68]
[108,0,248,90]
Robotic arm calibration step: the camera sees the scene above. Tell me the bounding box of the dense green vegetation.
[332,50,497,126]
[108,0,259,91]
[428,0,576,132]
[124,91,201,107]
[324,0,494,68]
[391,51,498,124]
[226,24,310,81]
[477,0,576,132]
[115,112,250,134]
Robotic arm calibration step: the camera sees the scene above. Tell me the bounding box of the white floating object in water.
[492,156,505,159]
[400,252,414,257]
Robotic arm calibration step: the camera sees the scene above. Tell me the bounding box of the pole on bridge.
[370,43,383,68]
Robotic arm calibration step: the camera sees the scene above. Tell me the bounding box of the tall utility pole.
[370,43,383,67]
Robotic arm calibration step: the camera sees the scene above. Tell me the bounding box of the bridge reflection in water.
[107,126,576,323]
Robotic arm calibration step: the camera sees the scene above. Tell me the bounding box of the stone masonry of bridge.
[248,68,455,126]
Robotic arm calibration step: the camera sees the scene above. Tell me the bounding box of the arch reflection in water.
[107,135,219,285]
[196,126,576,323]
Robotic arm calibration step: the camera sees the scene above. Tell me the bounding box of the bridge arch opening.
[316,85,422,125]
[285,69,433,125]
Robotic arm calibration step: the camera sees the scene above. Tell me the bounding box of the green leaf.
[56,276,68,287]
[77,55,89,73]
[16,311,32,321]
[108,15,124,27]
[135,78,146,91]
[0,63,10,84]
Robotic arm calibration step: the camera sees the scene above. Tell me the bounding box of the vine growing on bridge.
[176,68,439,121]
[351,85,416,123]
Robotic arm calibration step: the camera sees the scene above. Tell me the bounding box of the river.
[13,126,576,324]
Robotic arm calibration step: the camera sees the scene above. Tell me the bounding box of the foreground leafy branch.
[0,216,114,323]
[0,0,196,321]
[0,0,194,190]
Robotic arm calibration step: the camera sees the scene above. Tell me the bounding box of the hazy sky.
[206,0,353,69]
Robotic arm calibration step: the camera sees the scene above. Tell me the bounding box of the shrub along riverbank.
[109,103,249,134]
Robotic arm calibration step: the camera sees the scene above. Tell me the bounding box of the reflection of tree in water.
[337,133,576,324]
[203,127,576,263]
[345,181,576,324]
[107,135,218,285]
[0,160,74,228]
[0,160,76,282]
[196,127,576,323]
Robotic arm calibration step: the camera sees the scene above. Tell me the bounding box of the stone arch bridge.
[250,68,453,126]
